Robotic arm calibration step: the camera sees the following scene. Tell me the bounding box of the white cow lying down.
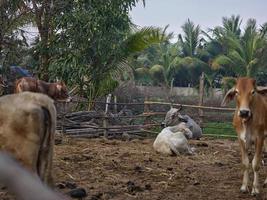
[153,123,194,155]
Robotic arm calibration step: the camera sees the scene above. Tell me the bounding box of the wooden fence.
[57,97,236,139]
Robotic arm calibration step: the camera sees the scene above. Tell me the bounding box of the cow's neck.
[250,94,267,126]
[37,80,55,93]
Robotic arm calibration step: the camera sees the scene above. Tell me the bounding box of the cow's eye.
[251,90,256,95]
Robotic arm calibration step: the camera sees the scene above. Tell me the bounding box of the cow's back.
[15,77,37,93]
[0,92,56,185]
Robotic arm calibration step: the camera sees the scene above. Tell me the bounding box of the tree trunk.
[32,0,52,81]
[40,48,49,81]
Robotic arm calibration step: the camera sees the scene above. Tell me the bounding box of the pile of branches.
[57,108,151,139]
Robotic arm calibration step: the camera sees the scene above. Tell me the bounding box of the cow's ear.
[254,80,256,86]
[257,86,267,96]
[221,87,236,106]
[174,109,181,117]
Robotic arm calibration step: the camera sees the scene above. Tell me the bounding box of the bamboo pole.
[144,96,151,125]
[143,101,235,111]
[70,100,235,112]
[199,72,205,126]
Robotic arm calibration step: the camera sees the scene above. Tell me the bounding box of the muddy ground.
[4,137,267,200]
[55,137,267,200]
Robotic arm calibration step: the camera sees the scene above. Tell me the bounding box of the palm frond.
[124,26,173,55]
[211,55,234,70]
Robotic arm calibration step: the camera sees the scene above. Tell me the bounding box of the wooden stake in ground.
[103,94,112,138]
[199,72,205,127]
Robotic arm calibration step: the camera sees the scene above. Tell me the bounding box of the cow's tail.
[36,98,56,186]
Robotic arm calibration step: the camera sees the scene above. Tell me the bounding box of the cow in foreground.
[161,107,202,139]
[15,77,71,102]
[222,77,267,195]
[153,123,194,155]
[0,92,56,186]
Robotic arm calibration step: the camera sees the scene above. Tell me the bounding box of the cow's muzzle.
[239,109,251,119]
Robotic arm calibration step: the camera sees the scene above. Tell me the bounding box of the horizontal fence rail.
[144,101,236,112]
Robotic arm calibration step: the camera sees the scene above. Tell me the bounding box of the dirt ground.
[3,137,267,200]
[52,137,267,200]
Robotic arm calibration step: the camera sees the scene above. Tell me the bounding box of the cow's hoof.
[240,185,249,193]
[251,187,260,196]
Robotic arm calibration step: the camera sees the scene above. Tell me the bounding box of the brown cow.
[0,92,56,186]
[15,77,71,102]
[222,77,267,195]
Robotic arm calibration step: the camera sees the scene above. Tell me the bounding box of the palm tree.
[212,19,267,77]
[178,19,202,57]
[221,15,242,38]
[176,19,209,86]
[202,15,243,61]
[132,25,177,87]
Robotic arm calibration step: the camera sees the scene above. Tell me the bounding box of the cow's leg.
[264,137,267,153]
[239,139,250,193]
[251,135,264,195]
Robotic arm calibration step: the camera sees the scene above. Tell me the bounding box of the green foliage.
[134,67,151,85]
[149,64,165,85]
[178,19,201,57]
[2,0,267,101]
[207,16,267,78]
[221,77,236,92]
[222,15,242,37]
[47,0,170,106]
[0,0,31,70]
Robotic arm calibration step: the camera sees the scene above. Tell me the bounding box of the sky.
[130,0,267,40]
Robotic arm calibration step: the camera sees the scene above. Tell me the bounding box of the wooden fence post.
[62,102,66,134]
[114,95,118,113]
[144,96,151,125]
[199,72,205,127]
[103,94,112,138]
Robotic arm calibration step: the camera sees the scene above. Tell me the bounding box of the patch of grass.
[203,122,236,137]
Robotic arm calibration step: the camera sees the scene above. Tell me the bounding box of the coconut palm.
[178,19,202,57]
[176,19,209,86]
[221,15,242,38]
[132,26,177,87]
[211,19,267,77]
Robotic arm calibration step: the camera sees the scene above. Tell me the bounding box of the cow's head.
[221,77,267,120]
[161,106,188,128]
[55,81,72,102]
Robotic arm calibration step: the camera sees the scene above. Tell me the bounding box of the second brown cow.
[15,77,71,102]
